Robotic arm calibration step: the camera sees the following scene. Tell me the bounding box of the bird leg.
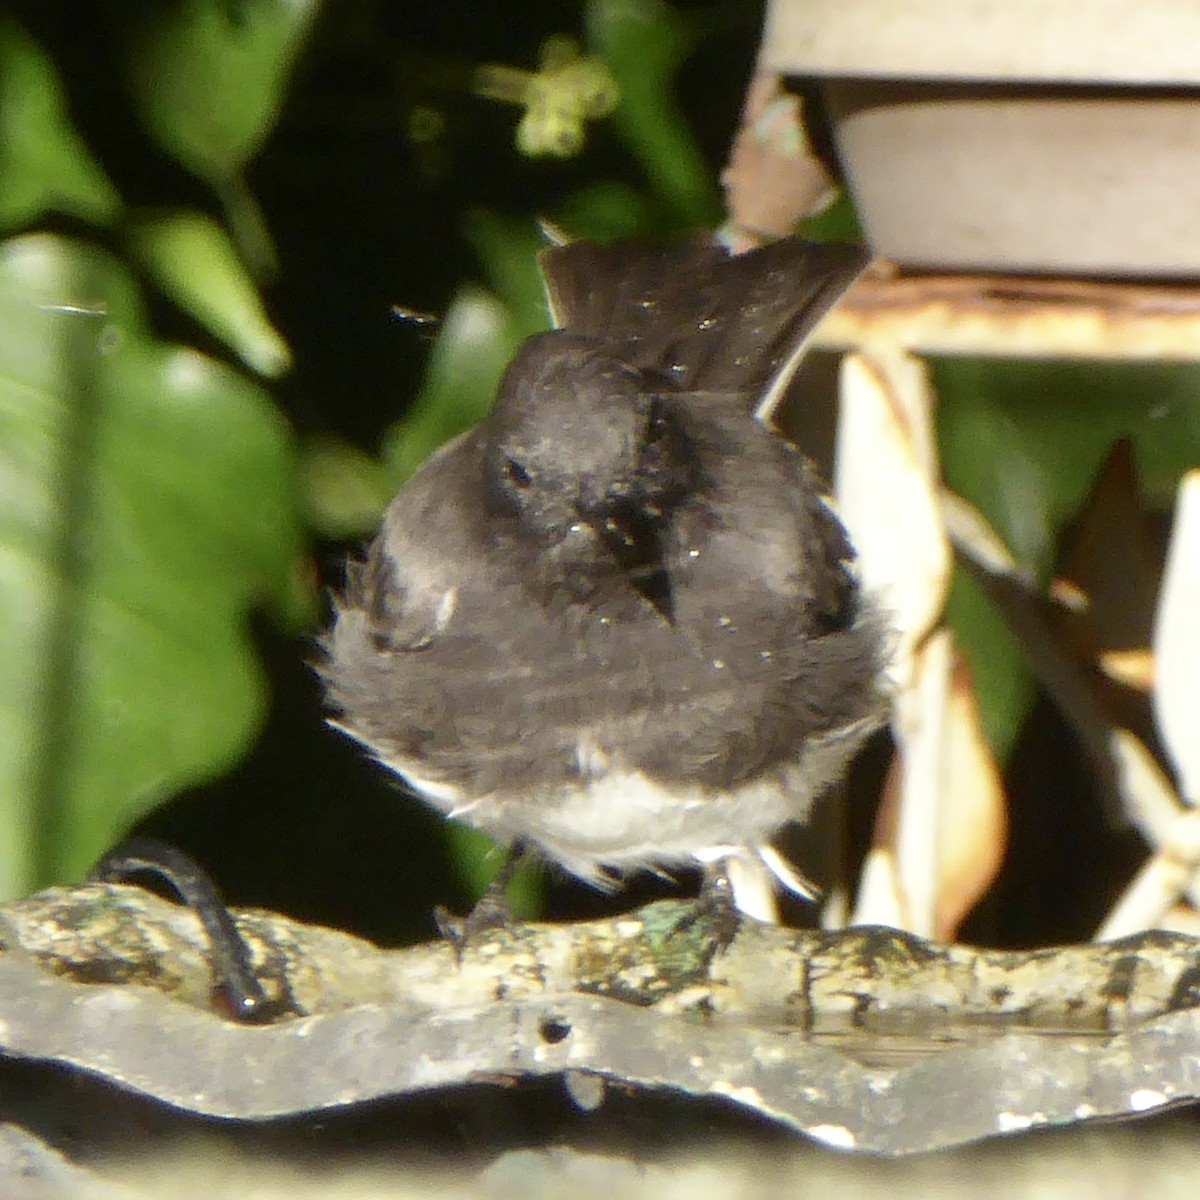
[434,840,531,958]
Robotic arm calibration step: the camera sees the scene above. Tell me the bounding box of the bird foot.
[435,844,528,960]
[434,887,516,960]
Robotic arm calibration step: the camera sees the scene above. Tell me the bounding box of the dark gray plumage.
[322,235,889,916]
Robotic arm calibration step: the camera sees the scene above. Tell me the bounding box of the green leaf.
[943,570,1035,764]
[126,209,291,377]
[799,191,864,243]
[0,18,121,229]
[0,234,302,894]
[462,210,554,340]
[934,357,1200,760]
[937,358,1200,570]
[119,0,321,184]
[299,434,393,539]
[445,824,544,920]
[585,0,722,229]
[381,285,523,488]
[555,180,656,242]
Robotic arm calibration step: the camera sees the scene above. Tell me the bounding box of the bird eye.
[505,457,533,489]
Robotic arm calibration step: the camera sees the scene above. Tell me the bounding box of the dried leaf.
[721,73,837,246]
[934,650,1007,940]
[1153,470,1200,803]
[1052,440,1160,720]
[835,350,950,689]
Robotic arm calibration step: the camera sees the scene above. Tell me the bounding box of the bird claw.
[671,861,744,953]
[434,888,516,962]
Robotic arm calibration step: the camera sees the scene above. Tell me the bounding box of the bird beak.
[589,502,675,623]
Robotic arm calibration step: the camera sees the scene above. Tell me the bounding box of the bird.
[321,234,890,921]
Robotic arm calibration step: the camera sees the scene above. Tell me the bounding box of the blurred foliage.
[0,234,301,889]
[473,33,619,159]
[121,0,321,184]
[1,0,1195,944]
[936,358,1200,761]
[0,0,316,896]
[0,17,120,227]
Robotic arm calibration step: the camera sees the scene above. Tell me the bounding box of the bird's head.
[481,331,697,617]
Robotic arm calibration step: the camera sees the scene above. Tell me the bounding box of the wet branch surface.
[0,882,1199,1165]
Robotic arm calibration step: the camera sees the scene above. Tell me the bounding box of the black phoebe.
[322,235,889,919]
